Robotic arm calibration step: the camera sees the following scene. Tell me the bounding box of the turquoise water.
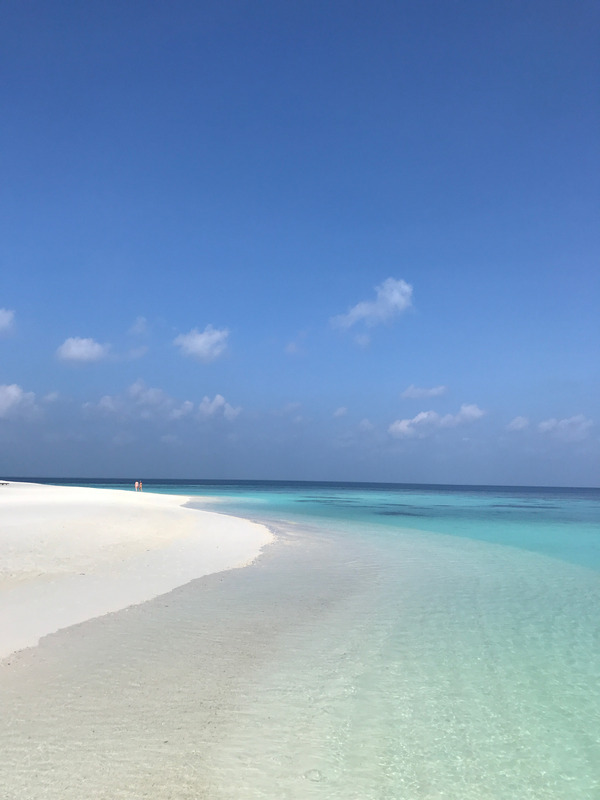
[45,479,600,570]
[24,479,600,798]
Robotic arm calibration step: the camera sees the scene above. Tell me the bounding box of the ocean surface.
[3,479,600,799]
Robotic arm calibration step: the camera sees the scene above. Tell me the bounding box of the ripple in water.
[2,482,599,798]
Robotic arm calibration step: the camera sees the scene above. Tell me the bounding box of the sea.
[2,479,600,799]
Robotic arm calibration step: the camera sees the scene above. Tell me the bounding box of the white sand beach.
[0,481,272,660]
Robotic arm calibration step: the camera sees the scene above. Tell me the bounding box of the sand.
[0,481,273,660]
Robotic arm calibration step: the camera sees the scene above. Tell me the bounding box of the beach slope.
[0,481,272,660]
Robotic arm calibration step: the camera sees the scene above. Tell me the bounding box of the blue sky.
[1,1,598,485]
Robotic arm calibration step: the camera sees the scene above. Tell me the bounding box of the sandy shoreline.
[0,481,273,660]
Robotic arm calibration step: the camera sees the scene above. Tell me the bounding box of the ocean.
[3,480,600,799]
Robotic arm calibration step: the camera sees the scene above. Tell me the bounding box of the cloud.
[58,335,145,364]
[57,337,109,362]
[538,414,593,442]
[43,391,60,403]
[169,400,194,420]
[174,325,229,362]
[85,381,185,420]
[127,380,172,417]
[331,278,413,330]
[402,384,447,399]
[440,404,485,427]
[389,410,440,438]
[358,418,374,432]
[96,395,120,414]
[333,407,348,418]
[0,384,37,418]
[507,416,529,431]
[198,395,226,417]
[129,316,148,336]
[198,394,241,421]
[85,381,240,425]
[389,404,485,438]
[0,308,15,334]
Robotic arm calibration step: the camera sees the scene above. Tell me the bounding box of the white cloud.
[333,406,348,418]
[0,308,15,334]
[0,384,36,418]
[439,404,485,427]
[86,381,179,419]
[507,416,529,431]
[402,384,447,399]
[57,337,109,363]
[389,410,440,438]
[538,414,593,442]
[129,316,148,336]
[331,278,413,330]
[128,380,170,409]
[389,404,485,438]
[98,395,120,413]
[198,395,226,416]
[198,394,241,420]
[85,382,240,424]
[358,418,374,432]
[169,400,194,420]
[82,394,120,415]
[223,403,241,421]
[174,325,229,362]
[43,391,60,403]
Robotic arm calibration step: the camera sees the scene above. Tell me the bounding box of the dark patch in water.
[489,503,560,510]
[378,510,426,517]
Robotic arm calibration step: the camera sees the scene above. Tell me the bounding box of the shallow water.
[1,481,599,798]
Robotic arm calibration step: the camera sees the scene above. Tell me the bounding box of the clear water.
[4,479,600,798]
[40,478,600,569]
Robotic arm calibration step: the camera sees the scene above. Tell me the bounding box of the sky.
[1,0,598,486]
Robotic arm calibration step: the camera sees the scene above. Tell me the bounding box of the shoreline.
[0,481,273,660]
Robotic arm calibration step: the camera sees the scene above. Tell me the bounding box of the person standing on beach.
[139,481,143,491]
[134,481,139,492]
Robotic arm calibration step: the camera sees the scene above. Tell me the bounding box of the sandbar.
[0,481,273,660]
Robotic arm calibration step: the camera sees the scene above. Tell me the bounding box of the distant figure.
[134,481,139,492]
[139,481,143,492]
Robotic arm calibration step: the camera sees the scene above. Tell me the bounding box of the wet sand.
[0,519,363,799]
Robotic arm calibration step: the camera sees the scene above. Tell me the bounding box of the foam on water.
[1,481,599,798]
